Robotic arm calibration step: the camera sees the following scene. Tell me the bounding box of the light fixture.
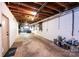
[31,11,37,21]
[31,11,37,16]
[31,17,35,21]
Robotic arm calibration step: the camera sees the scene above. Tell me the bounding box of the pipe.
[33,2,48,21]
[72,10,74,36]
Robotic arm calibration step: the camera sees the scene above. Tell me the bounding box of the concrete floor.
[11,33,78,57]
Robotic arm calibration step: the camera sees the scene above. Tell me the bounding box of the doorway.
[2,14,9,56]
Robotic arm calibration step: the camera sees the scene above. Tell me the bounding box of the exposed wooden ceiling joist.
[6,2,79,24]
[8,2,54,15]
[56,2,69,10]
[10,8,51,17]
[34,2,61,12]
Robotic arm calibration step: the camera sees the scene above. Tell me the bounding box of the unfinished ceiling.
[6,2,79,24]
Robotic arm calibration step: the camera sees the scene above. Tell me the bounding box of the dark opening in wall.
[39,22,42,31]
[0,24,2,27]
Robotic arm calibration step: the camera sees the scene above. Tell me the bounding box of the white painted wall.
[0,3,2,56]
[1,3,18,47]
[59,12,72,40]
[47,18,59,41]
[0,2,18,56]
[33,7,79,41]
[33,18,59,41]
[9,16,18,47]
[40,12,72,41]
[74,9,79,40]
[42,21,48,39]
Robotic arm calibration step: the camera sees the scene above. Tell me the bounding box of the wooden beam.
[10,2,38,10]
[10,9,33,16]
[8,5,30,12]
[22,2,54,14]
[38,13,51,16]
[10,8,51,18]
[8,5,33,14]
[8,5,52,16]
[56,2,69,10]
[9,2,54,15]
[34,2,60,12]
[11,10,50,21]
[12,12,26,16]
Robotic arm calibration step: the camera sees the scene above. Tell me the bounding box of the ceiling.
[6,2,79,24]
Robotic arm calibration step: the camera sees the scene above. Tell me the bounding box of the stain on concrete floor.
[11,33,79,57]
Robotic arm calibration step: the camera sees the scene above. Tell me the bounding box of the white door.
[2,14,9,56]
